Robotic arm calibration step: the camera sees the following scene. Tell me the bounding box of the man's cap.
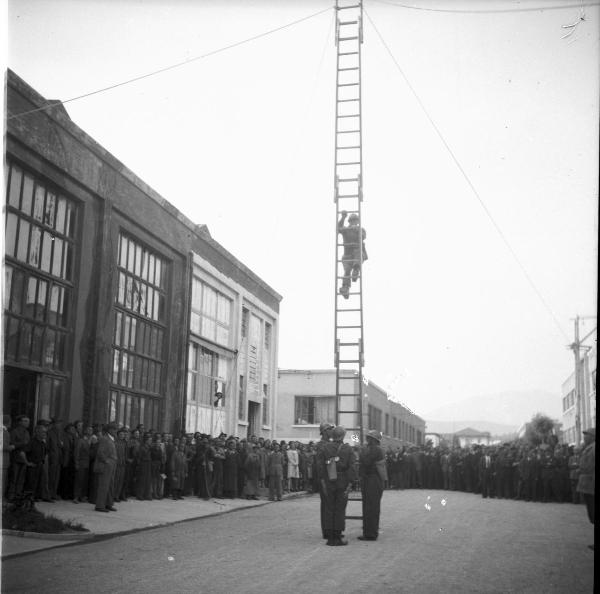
[583,427,595,438]
[319,422,334,433]
[366,429,382,442]
[331,426,346,440]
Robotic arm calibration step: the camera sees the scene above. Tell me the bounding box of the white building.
[185,251,281,439]
[561,343,596,445]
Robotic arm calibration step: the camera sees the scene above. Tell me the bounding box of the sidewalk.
[2,490,310,559]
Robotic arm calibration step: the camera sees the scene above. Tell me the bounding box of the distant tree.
[523,413,556,446]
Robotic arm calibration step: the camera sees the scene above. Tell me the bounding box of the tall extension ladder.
[333,0,365,449]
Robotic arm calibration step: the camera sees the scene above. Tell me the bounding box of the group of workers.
[315,422,384,546]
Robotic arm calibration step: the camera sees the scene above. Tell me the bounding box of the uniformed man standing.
[576,427,595,550]
[358,430,385,541]
[315,422,334,540]
[319,426,356,546]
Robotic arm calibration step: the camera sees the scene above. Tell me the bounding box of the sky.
[4,0,599,421]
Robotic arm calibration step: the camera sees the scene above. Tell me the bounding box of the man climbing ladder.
[338,210,367,299]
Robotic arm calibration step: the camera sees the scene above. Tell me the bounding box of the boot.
[334,531,348,546]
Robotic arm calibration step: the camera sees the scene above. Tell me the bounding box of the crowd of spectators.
[2,415,589,509]
[2,415,324,507]
[381,440,586,504]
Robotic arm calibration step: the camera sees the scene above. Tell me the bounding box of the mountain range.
[422,390,562,436]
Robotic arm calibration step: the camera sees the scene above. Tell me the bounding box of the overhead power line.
[368,0,599,14]
[364,7,570,342]
[8,6,332,121]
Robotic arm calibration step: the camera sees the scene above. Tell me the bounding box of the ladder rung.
[337,308,361,312]
[338,359,360,363]
[338,51,359,56]
[337,98,359,103]
[338,36,359,41]
[337,161,361,166]
[337,324,362,328]
[337,114,360,119]
[337,4,361,10]
[339,341,361,346]
[337,177,360,182]
[339,68,360,73]
[338,82,360,87]
[336,194,360,199]
[337,145,360,150]
[344,516,363,520]
[339,20,358,25]
[337,129,360,133]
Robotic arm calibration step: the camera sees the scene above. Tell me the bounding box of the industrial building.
[3,70,281,438]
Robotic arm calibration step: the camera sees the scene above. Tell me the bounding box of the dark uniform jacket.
[318,441,356,488]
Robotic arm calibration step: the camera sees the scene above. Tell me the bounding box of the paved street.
[2,490,594,594]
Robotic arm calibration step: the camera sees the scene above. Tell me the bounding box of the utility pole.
[569,315,596,446]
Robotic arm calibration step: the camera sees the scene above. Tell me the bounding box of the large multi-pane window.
[108,390,160,432]
[563,390,575,412]
[4,162,77,373]
[187,344,229,407]
[294,396,335,425]
[111,233,168,428]
[186,342,230,434]
[368,404,382,433]
[112,311,163,393]
[116,234,166,322]
[190,278,232,346]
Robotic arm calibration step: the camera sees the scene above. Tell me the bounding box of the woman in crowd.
[136,434,153,501]
[150,433,165,499]
[170,442,188,500]
[73,425,92,503]
[244,443,261,500]
[286,441,300,492]
[223,439,238,498]
[267,442,284,501]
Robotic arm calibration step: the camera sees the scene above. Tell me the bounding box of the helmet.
[348,214,359,223]
[319,422,334,433]
[331,426,346,441]
[366,430,382,442]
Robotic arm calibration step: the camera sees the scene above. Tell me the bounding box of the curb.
[2,529,94,540]
[2,491,314,558]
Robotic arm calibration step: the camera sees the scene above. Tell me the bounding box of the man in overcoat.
[576,427,595,549]
[359,430,385,541]
[315,422,334,539]
[93,423,118,512]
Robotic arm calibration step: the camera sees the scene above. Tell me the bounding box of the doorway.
[247,401,260,438]
[3,366,38,422]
